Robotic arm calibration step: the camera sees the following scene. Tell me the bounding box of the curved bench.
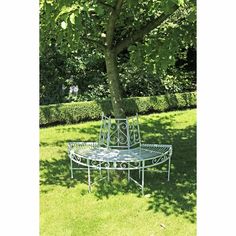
[68,114,172,195]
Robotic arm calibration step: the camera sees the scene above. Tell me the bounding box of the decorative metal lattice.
[98,113,141,149]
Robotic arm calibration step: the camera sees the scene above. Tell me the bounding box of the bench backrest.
[98,113,141,149]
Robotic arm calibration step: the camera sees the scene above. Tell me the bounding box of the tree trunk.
[105,49,126,118]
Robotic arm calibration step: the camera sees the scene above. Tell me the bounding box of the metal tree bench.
[68,113,172,195]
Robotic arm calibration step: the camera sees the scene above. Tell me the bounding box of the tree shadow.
[138,115,196,223]
[40,124,101,147]
[40,157,78,193]
[143,128,196,223]
[40,111,196,222]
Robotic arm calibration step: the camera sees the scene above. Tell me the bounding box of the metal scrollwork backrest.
[128,114,141,148]
[98,113,110,147]
[98,113,141,149]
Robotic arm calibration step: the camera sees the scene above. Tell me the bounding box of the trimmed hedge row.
[40,92,196,126]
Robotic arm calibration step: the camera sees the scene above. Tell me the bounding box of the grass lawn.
[40,108,196,236]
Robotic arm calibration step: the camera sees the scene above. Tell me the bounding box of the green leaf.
[61,21,67,29]
[96,5,104,16]
[55,4,80,22]
[178,0,185,6]
[170,0,185,7]
[70,13,75,24]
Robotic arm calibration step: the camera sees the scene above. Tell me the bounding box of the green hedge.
[40,92,196,126]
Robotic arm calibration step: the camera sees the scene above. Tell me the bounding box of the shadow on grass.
[40,124,101,148]
[40,113,196,222]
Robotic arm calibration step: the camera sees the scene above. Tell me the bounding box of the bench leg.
[128,163,130,182]
[87,159,91,192]
[142,160,145,196]
[70,157,73,179]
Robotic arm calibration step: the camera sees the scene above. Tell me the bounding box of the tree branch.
[106,0,123,49]
[81,37,105,50]
[97,1,114,10]
[115,4,179,54]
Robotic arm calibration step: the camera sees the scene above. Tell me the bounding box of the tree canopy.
[40,0,196,117]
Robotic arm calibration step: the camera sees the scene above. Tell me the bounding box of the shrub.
[40,92,196,126]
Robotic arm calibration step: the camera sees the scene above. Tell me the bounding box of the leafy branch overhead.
[41,0,195,53]
[40,0,196,117]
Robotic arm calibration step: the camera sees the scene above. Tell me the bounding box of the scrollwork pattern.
[120,162,128,169]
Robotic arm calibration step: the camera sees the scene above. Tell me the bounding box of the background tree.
[40,0,196,118]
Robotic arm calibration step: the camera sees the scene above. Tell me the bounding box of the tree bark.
[102,0,178,118]
[105,49,125,118]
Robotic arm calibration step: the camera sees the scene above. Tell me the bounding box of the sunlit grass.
[40,108,196,236]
